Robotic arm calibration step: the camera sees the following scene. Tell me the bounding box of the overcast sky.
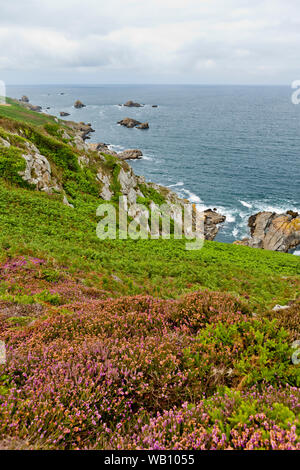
[0,0,299,85]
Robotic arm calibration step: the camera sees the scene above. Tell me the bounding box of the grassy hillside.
[0,101,299,450]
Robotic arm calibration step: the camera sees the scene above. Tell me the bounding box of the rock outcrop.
[20,102,42,113]
[88,143,143,161]
[60,112,70,117]
[117,118,141,128]
[0,136,10,148]
[74,100,86,109]
[123,101,143,108]
[66,121,95,142]
[203,209,227,241]
[88,142,115,154]
[234,211,300,252]
[118,149,143,160]
[20,142,61,193]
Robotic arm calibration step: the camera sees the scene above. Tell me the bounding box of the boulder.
[60,111,70,117]
[117,118,141,128]
[152,105,158,108]
[137,122,149,130]
[74,100,86,109]
[118,149,143,161]
[234,211,300,252]
[123,100,143,107]
[20,96,29,103]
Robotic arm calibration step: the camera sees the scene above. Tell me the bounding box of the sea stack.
[74,100,86,109]
[123,100,143,107]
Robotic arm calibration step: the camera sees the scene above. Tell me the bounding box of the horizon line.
[5,83,292,88]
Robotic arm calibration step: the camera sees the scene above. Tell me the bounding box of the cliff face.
[234,211,300,252]
[0,101,225,240]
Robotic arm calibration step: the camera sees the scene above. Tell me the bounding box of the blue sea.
[7,84,300,251]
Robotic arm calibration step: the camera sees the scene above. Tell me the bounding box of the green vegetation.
[0,181,298,308]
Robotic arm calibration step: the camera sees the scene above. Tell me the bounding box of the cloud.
[0,0,299,83]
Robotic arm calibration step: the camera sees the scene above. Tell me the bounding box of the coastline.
[2,93,300,254]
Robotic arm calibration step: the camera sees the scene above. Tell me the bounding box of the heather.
[0,269,299,449]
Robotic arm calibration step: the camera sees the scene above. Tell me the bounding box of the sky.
[0,0,299,85]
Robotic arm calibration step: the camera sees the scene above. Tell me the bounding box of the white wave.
[181,189,203,204]
[142,155,153,161]
[168,182,184,188]
[108,144,125,152]
[252,201,299,215]
[240,200,253,209]
[232,227,239,238]
[216,207,237,223]
[293,250,300,256]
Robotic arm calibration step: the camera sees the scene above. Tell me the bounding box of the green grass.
[0,98,61,127]
[0,181,298,310]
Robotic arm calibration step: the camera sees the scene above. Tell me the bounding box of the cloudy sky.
[0,0,299,85]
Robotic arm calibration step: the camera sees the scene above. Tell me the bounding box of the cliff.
[0,97,225,241]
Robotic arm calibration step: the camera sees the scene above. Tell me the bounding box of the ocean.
[7,84,300,252]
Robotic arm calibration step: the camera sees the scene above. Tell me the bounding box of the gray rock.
[118,149,143,160]
[0,137,10,148]
[117,118,141,128]
[203,209,226,241]
[234,211,300,252]
[123,100,143,107]
[20,150,60,193]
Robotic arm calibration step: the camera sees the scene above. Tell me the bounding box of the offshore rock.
[123,100,143,107]
[117,118,141,128]
[74,100,86,109]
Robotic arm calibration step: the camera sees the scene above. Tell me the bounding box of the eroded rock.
[117,118,142,128]
[74,100,86,109]
[123,100,143,107]
[203,209,227,241]
[234,211,300,252]
[118,149,143,160]
[20,148,60,193]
